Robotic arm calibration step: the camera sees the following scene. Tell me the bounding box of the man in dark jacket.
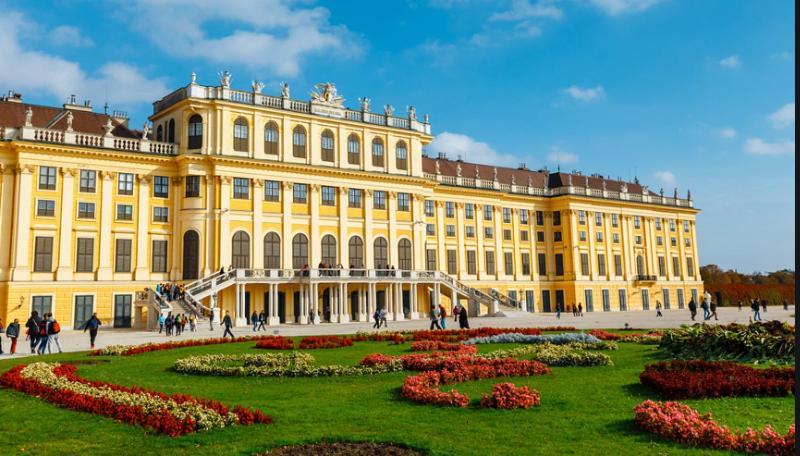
[222,311,234,339]
[26,311,42,354]
[82,313,102,348]
[687,299,697,321]
[458,305,470,329]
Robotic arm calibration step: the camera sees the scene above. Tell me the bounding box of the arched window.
[187,115,202,149]
[373,237,388,269]
[263,232,280,269]
[636,255,644,276]
[347,134,360,165]
[167,119,175,143]
[232,231,251,268]
[321,130,335,162]
[292,125,306,158]
[396,141,408,170]
[372,138,384,167]
[156,125,163,141]
[292,233,309,269]
[348,236,364,268]
[233,117,249,152]
[321,234,336,265]
[398,238,412,270]
[264,121,279,155]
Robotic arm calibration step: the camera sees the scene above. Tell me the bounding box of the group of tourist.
[2,310,101,354]
[250,311,269,331]
[155,282,185,302]
[426,303,469,329]
[157,312,197,336]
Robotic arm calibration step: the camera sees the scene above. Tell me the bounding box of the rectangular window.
[686,257,694,277]
[683,220,690,232]
[521,253,531,275]
[595,212,602,226]
[635,235,642,245]
[642,289,650,310]
[503,208,511,223]
[465,203,474,219]
[619,289,627,311]
[348,189,362,208]
[503,229,512,241]
[38,166,57,190]
[116,204,133,221]
[554,254,564,276]
[153,176,169,198]
[372,190,386,209]
[504,252,514,274]
[185,176,200,197]
[634,215,641,228]
[76,238,94,272]
[397,192,410,211]
[552,211,561,226]
[536,231,545,242]
[671,237,677,246]
[118,173,134,195]
[611,213,619,227]
[77,202,95,219]
[426,249,437,271]
[669,219,676,231]
[614,254,622,276]
[426,224,435,236]
[580,253,589,275]
[33,236,53,272]
[79,170,96,193]
[677,289,685,309]
[520,230,529,241]
[671,256,680,277]
[578,210,586,224]
[446,249,457,274]
[584,289,594,312]
[535,210,544,226]
[685,238,692,247]
[484,227,493,239]
[32,296,53,316]
[153,206,169,223]
[293,184,308,203]
[602,289,611,311]
[233,178,249,199]
[553,231,562,242]
[484,205,493,221]
[466,226,475,238]
[662,289,670,309]
[597,254,606,276]
[657,236,663,246]
[466,250,476,274]
[446,225,455,237]
[613,233,620,243]
[115,239,132,272]
[321,186,336,206]
[579,231,587,242]
[151,240,168,273]
[264,180,280,202]
[520,209,528,225]
[36,199,55,217]
[596,232,604,242]
[424,200,434,217]
[537,253,546,276]
[658,256,666,277]
[445,202,455,218]
[655,218,662,230]
[485,251,496,274]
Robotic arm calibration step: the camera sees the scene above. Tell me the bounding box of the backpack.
[39,321,47,336]
[51,320,61,334]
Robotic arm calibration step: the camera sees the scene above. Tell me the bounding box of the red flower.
[254,336,295,350]
[297,336,354,349]
[480,383,541,409]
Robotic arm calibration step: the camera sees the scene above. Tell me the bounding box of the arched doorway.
[182,230,199,280]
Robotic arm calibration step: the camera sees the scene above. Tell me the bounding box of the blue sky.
[0,0,794,273]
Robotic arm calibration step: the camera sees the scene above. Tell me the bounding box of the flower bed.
[480,383,541,409]
[174,353,403,377]
[353,331,407,344]
[588,329,662,344]
[640,360,795,399]
[634,400,795,455]
[254,336,295,350]
[463,332,601,346]
[409,341,477,355]
[94,335,286,356]
[658,321,795,363]
[479,343,612,367]
[0,363,270,436]
[298,336,353,349]
[411,327,543,343]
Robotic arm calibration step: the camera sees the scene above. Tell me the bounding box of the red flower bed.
[412,327,543,342]
[359,353,396,367]
[640,360,795,399]
[587,329,622,340]
[589,329,661,342]
[254,336,295,350]
[480,383,541,409]
[0,364,271,436]
[93,335,295,356]
[352,332,407,344]
[634,400,795,455]
[298,336,353,349]
[409,340,477,354]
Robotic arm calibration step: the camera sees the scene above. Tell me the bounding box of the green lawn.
[0,336,793,455]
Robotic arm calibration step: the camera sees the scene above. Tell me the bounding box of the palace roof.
[0,100,139,138]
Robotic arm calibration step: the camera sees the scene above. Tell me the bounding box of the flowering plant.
[298,336,353,349]
[479,343,612,367]
[254,336,295,350]
[353,331,407,344]
[174,353,403,377]
[463,332,601,346]
[94,335,286,356]
[640,360,794,399]
[589,329,662,343]
[0,363,270,436]
[659,321,795,363]
[634,400,795,455]
[480,383,541,409]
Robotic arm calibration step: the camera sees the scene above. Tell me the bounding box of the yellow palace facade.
[0,75,702,329]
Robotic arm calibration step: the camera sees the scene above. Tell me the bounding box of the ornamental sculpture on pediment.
[251,80,265,93]
[384,104,394,117]
[66,112,74,132]
[218,71,232,88]
[359,97,371,112]
[280,82,290,98]
[310,82,345,107]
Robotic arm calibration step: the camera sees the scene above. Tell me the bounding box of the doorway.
[182,230,200,280]
[114,294,132,328]
[350,291,359,321]
[74,295,94,329]
[541,290,551,312]
[555,290,565,313]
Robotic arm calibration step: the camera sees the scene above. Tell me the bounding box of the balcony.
[633,275,657,282]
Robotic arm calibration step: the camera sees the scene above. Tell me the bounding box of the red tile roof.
[0,100,138,138]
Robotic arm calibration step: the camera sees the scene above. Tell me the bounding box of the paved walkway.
[2,306,793,359]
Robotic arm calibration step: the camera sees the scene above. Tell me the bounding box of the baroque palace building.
[0,74,702,329]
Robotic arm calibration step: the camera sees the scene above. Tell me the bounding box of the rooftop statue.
[407,105,417,120]
[493,167,498,181]
[310,82,344,107]
[24,107,33,126]
[251,80,265,93]
[435,160,440,174]
[66,111,74,132]
[280,82,290,98]
[218,71,231,88]
[141,122,149,140]
[191,71,196,84]
[384,104,394,116]
[359,97,371,112]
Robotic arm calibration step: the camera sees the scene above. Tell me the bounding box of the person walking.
[452,303,461,323]
[157,313,165,334]
[737,300,743,312]
[221,311,234,339]
[308,309,316,325]
[556,302,561,319]
[438,304,447,329]
[165,312,173,336]
[429,306,441,330]
[46,313,63,354]
[709,299,718,321]
[209,308,215,331]
[577,303,583,317]
[688,298,697,321]
[175,314,183,336]
[751,299,761,321]
[379,308,388,328]
[188,314,196,332]
[761,299,767,313]
[458,305,470,329]
[82,313,102,349]
[783,299,789,311]
[257,311,266,331]
[372,309,381,329]
[251,311,259,332]
[700,298,710,320]
[26,311,42,354]
[5,319,20,354]
[655,301,663,317]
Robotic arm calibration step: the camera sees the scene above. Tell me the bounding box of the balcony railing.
[633,275,658,282]
[5,125,176,155]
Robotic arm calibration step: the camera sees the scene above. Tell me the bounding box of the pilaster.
[56,168,77,280]
[96,171,115,280]
[134,174,151,280]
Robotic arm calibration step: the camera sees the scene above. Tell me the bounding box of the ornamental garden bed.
[257,442,425,456]
[658,321,795,363]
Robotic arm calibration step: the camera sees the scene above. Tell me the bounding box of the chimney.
[111,110,129,128]
[64,95,93,112]
[518,163,528,170]
[437,152,447,159]
[2,90,23,103]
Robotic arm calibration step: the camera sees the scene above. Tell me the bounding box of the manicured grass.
[0,337,793,455]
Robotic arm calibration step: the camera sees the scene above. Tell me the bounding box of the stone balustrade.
[9,125,176,155]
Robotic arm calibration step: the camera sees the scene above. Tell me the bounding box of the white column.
[95,171,114,281]
[281,182,293,269]
[411,283,419,319]
[338,187,348,269]
[455,202,466,278]
[493,206,503,277]
[299,284,308,324]
[511,208,521,280]
[253,180,264,269]
[339,283,349,322]
[394,282,404,320]
[56,168,76,280]
[134,174,151,280]
[169,176,182,280]
[475,204,485,279]
[203,175,215,276]
[219,177,232,270]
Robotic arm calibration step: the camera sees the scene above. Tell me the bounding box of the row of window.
[37,167,172,198]
[33,237,170,273]
[35,200,170,223]
[30,294,134,328]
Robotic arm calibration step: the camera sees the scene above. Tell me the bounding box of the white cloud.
[0,12,168,107]
[719,55,742,69]
[743,138,795,156]
[717,126,737,139]
[124,0,363,77]
[490,0,564,21]
[653,170,676,187]
[48,25,94,47]
[563,85,605,102]
[428,132,519,167]
[588,0,662,15]
[771,51,792,61]
[768,103,795,129]
[546,147,579,164]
